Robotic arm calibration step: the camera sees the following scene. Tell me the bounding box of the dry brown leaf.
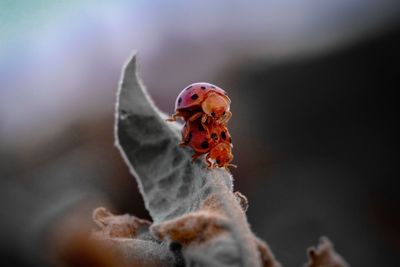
[305,237,349,267]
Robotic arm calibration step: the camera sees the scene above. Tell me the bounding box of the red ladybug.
[167,82,231,133]
[181,119,236,171]
[208,142,235,170]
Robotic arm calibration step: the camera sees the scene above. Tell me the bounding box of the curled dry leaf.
[92,207,174,266]
[305,237,349,267]
[150,194,229,245]
[92,207,151,239]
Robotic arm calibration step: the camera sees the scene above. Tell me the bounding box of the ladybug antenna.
[228,164,237,168]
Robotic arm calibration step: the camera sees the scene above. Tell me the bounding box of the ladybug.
[181,119,236,171]
[167,82,232,133]
[209,142,235,170]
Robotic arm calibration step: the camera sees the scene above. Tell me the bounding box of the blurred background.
[1,1,400,266]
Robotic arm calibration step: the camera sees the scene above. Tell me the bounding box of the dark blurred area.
[1,1,400,266]
[231,27,400,266]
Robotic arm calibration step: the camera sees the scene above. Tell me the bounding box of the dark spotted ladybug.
[209,142,235,170]
[180,119,235,171]
[167,82,232,129]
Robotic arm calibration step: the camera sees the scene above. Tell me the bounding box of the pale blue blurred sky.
[1,0,399,146]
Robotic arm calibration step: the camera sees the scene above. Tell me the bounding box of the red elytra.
[176,82,227,110]
[181,119,234,171]
[181,119,221,152]
[167,82,232,127]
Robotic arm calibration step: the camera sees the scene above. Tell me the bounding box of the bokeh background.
[1,1,400,266]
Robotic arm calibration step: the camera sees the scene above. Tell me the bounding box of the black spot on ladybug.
[211,133,218,141]
[201,141,209,149]
[198,123,205,131]
[201,86,206,90]
[211,112,215,117]
[221,131,226,140]
[216,159,221,164]
[229,137,232,143]
[178,97,182,105]
[188,132,192,143]
[191,94,199,100]
[186,86,193,91]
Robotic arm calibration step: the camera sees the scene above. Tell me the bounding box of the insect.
[167,82,232,134]
[181,119,236,171]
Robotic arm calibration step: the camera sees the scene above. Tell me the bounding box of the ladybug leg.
[188,111,203,122]
[227,155,233,164]
[167,111,184,122]
[179,142,187,147]
[227,156,237,169]
[227,154,237,168]
[221,111,232,125]
[191,152,204,163]
[201,114,210,136]
[205,154,212,169]
[224,155,237,171]
[186,112,203,133]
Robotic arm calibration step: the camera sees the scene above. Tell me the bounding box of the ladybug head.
[201,92,230,121]
[209,143,233,168]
